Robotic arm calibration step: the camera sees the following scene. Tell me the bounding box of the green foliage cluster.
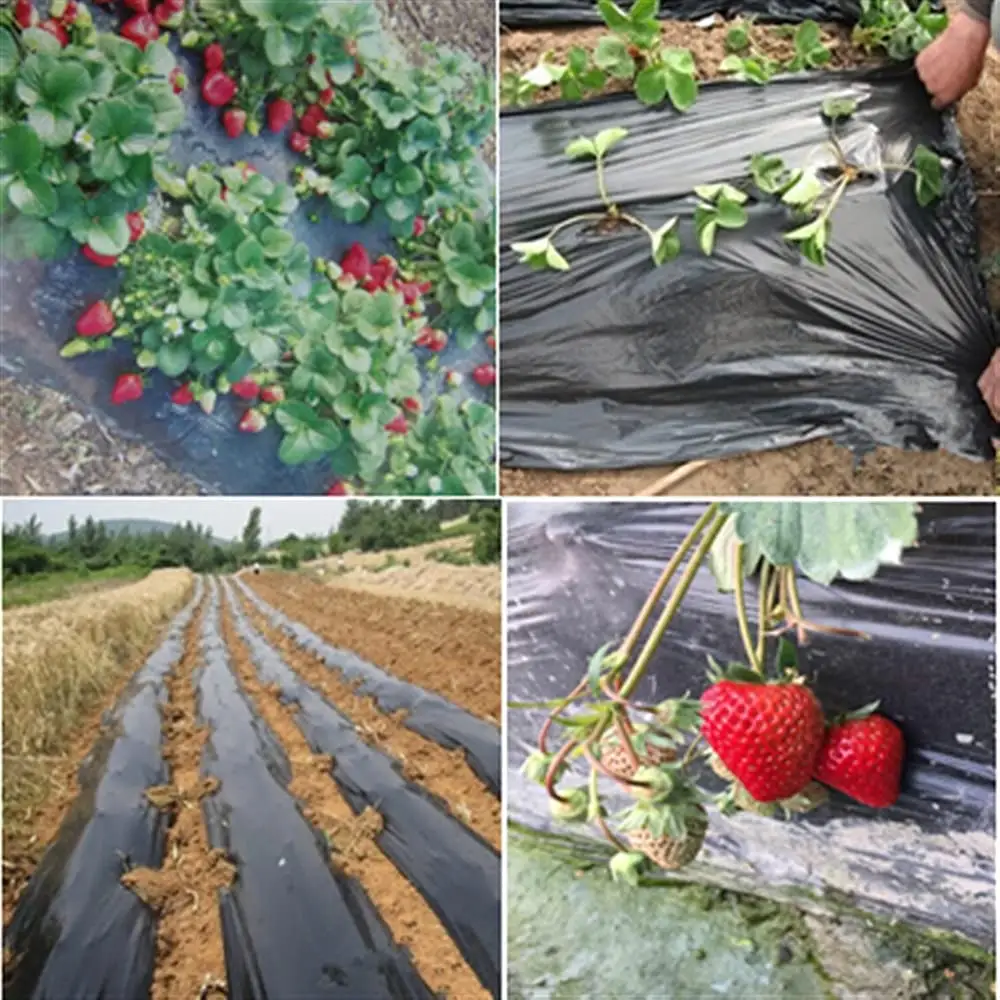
[2,513,239,585]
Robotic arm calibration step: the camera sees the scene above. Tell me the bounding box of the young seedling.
[510,128,680,272]
[504,0,698,112]
[852,0,948,59]
[750,98,945,265]
[720,18,832,84]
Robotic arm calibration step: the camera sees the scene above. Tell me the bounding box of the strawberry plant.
[503,0,697,112]
[748,99,945,265]
[852,0,948,59]
[517,501,916,884]
[182,0,493,239]
[0,11,185,259]
[396,207,496,350]
[719,18,832,84]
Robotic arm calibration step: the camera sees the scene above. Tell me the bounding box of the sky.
[2,498,353,543]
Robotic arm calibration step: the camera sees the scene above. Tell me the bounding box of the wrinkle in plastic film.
[499,69,997,470]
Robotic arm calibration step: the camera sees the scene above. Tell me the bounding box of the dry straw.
[3,569,194,833]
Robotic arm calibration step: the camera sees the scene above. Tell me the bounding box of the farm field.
[498,5,999,498]
[3,568,500,998]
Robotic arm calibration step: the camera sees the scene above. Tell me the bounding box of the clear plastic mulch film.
[237,578,502,796]
[220,581,500,996]
[5,577,500,999]
[500,0,861,27]
[1,4,494,496]
[506,502,995,946]
[2,579,204,1000]
[499,67,998,471]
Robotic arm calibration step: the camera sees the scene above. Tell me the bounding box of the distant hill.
[49,519,236,543]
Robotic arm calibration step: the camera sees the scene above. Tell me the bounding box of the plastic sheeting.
[506,501,996,944]
[500,0,860,27]
[499,68,998,471]
[238,578,502,796]
[196,580,436,1000]
[3,581,203,1000]
[0,23,493,496]
[221,580,501,996]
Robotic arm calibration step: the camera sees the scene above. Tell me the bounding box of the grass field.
[2,564,151,609]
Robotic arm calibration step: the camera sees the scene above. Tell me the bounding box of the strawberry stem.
[734,544,762,674]
[538,677,590,753]
[755,561,775,665]
[545,737,579,802]
[615,504,720,664]
[619,508,727,700]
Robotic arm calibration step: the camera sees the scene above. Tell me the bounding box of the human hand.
[977,348,1000,423]
[915,12,990,109]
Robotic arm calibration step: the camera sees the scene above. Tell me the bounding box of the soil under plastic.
[498,15,998,497]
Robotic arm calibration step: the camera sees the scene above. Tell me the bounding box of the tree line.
[3,500,501,581]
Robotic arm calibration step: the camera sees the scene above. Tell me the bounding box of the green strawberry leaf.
[720,501,920,584]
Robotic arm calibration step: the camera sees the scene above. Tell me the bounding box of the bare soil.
[307,536,501,613]
[220,597,490,1000]
[499,17,998,497]
[234,591,500,849]
[249,572,502,723]
[121,597,233,1000]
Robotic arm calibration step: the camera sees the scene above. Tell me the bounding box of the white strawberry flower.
[191,319,208,332]
[405,464,419,479]
[428,476,443,493]
[164,303,179,316]
[74,129,95,152]
[164,317,184,338]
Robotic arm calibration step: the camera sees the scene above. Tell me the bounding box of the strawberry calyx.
[830,699,882,726]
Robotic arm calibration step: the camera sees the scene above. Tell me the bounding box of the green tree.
[242,507,263,561]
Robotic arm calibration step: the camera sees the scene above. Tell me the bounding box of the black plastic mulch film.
[506,503,995,938]
[499,66,998,471]
[5,577,500,1000]
[237,578,502,797]
[500,0,862,27]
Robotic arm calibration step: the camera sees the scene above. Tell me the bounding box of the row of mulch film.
[498,3,998,473]
[4,576,499,1000]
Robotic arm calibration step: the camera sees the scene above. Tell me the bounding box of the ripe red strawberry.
[120,13,159,50]
[267,97,294,133]
[39,18,69,45]
[415,326,447,352]
[486,333,496,351]
[171,383,195,405]
[15,0,35,29]
[376,255,397,279]
[202,70,236,107]
[154,4,177,25]
[340,242,370,280]
[231,377,260,400]
[318,86,334,107]
[59,1,79,24]
[82,245,118,268]
[299,103,327,137]
[203,42,225,71]
[222,108,246,138]
[401,396,421,413]
[288,131,310,154]
[111,373,143,405]
[124,0,151,12]
[260,385,284,404]
[169,67,186,93]
[384,414,408,435]
[238,409,266,433]
[701,680,825,803]
[327,481,348,496]
[163,0,186,10]
[814,715,904,809]
[126,212,145,242]
[76,301,115,337]
[398,281,425,306]
[472,363,495,387]
[412,216,427,238]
